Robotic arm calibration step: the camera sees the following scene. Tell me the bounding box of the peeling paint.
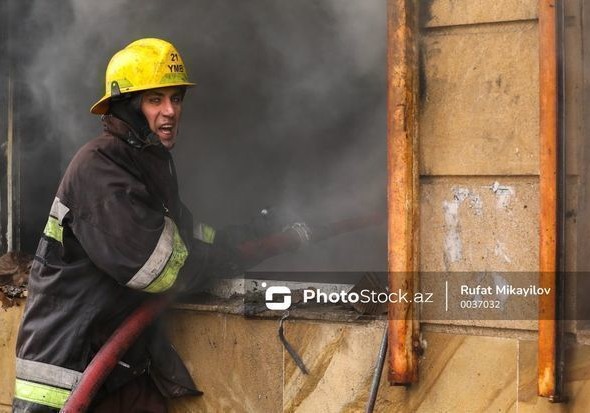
[453,187,483,216]
[491,273,509,307]
[494,240,512,263]
[453,188,469,202]
[442,187,486,264]
[485,181,515,209]
[443,200,463,263]
[469,194,483,216]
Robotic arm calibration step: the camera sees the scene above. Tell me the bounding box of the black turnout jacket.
[13,116,236,412]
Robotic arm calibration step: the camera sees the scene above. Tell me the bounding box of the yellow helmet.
[90,38,195,114]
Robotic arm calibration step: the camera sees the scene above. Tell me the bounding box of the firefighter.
[12,38,274,412]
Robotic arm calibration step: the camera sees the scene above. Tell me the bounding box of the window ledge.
[173,293,384,324]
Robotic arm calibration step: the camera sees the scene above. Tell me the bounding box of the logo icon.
[263,282,292,310]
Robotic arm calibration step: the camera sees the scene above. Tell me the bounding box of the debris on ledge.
[0,252,32,309]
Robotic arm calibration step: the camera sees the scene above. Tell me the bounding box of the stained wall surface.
[163,311,590,413]
[0,303,25,413]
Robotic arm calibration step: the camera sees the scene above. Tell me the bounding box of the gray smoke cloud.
[19,0,387,271]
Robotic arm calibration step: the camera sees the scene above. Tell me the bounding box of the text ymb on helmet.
[90,38,195,115]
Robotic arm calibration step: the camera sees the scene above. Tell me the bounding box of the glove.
[215,207,300,248]
[214,207,309,270]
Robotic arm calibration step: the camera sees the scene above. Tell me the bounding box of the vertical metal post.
[0,0,20,252]
[0,0,7,253]
[538,0,564,402]
[387,0,420,385]
[6,74,19,252]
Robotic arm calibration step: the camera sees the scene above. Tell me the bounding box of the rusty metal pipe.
[538,0,564,402]
[387,0,420,385]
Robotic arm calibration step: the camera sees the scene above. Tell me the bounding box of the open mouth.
[158,124,175,137]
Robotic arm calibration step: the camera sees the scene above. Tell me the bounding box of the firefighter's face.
[141,87,184,149]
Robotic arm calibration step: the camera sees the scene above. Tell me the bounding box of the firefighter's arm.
[176,212,310,294]
[169,218,267,294]
[70,189,189,294]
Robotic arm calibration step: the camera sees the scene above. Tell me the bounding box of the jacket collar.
[102,115,162,150]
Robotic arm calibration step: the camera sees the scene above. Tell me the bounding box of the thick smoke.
[18,0,387,271]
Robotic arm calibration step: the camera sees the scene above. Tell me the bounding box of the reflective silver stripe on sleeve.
[16,358,82,390]
[194,222,216,244]
[49,197,70,224]
[126,217,175,290]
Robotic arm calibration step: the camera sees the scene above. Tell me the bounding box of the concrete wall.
[162,308,590,413]
[0,303,24,413]
[418,0,542,339]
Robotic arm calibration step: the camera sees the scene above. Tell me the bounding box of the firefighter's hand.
[215,207,298,247]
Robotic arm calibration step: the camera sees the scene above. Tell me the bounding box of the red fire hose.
[61,295,171,412]
[61,212,384,412]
